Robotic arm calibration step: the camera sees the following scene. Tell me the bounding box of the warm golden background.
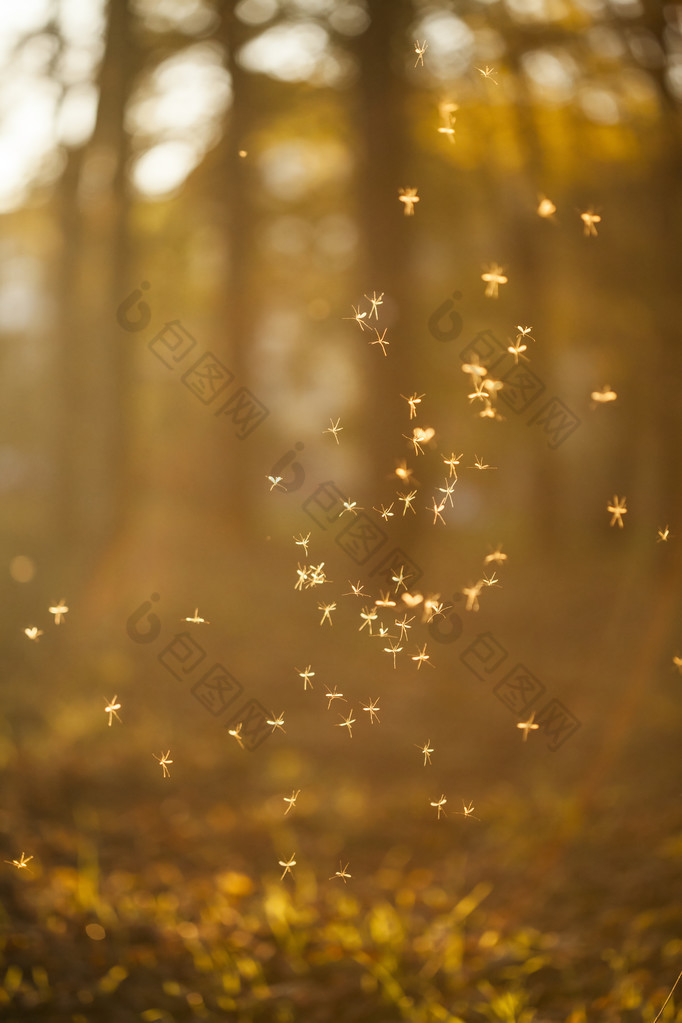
[1,1,681,1020]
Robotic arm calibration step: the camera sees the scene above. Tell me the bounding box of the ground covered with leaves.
[1,725,681,1023]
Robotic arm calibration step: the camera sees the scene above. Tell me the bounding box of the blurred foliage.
[1,747,682,1021]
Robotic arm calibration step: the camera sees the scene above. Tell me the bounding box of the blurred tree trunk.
[212,1,258,538]
[353,0,421,551]
[52,130,85,565]
[640,0,682,524]
[498,13,564,552]
[55,0,138,570]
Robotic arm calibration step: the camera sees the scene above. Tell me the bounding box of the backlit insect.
[154,750,173,777]
[430,794,447,819]
[414,40,428,68]
[329,861,351,883]
[49,600,69,625]
[607,495,627,528]
[580,209,601,237]
[183,608,209,624]
[481,264,507,298]
[457,800,480,821]
[416,740,433,766]
[537,195,557,218]
[591,385,617,404]
[476,65,498,84]
[5,851,33,871]
[399,187,420,216]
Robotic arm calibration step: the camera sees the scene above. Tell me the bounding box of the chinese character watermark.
[117,284,270,442]
[427,287,581,448]
[126,594,270,751]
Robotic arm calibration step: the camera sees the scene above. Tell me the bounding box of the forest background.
[1,1,681,1020]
